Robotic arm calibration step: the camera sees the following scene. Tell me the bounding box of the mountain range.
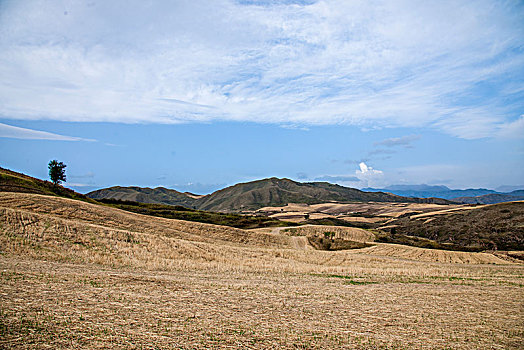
[3,165,521,212]
[362,184,524,204]
[2,167,523,251]
[86,178,452,212]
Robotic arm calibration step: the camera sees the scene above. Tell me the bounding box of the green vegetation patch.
[97,198,298,229]
[307,236,373,251]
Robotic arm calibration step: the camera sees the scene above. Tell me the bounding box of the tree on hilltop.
[48,160,66,186]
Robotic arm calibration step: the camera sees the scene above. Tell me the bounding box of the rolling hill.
[382,201,524,251]
[1,187,522,349]
[0,191,514,267]
[0,167,96,203]
[87,185,198,208]
[0,168,295,229]
[88,177,453,212]
[4,167,522,250]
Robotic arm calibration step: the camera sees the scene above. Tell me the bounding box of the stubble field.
[0,193,523,349]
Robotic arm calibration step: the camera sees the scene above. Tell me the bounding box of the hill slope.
[0,167,95,203]
[0,192,513,265]
[88,178,452,212]
[87,186,197,208]
[0,192,293,253]
[0,168,296,229]
[1,192,521,350]
[384,201,524,250]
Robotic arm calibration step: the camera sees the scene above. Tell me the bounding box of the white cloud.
[357,162,383,175]
[0,0,523,139]
[0,123,95,141]
[355,162,384,187]
[374,135,420,148]
[497,115,524,139]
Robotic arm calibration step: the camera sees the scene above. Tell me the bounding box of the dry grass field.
[1,192,523,349]
[278,225,375,243]
[258,202,465,218]
[257,202,469,226]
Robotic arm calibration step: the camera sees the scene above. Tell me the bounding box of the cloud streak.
[0,0,523,138]
[0,123,95,141]
[374,135,420,148]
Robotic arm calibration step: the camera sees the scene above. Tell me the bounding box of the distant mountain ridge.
[86,186,198,208]
[363,184,524,204]
[453,190,524,204]
[87,177,452,212]
[362,185,497,199]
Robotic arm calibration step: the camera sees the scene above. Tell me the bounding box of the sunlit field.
[1,193,522,349]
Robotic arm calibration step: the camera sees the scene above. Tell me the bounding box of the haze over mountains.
[363,184,524,204]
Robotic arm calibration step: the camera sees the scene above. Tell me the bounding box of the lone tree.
[48,160,66,186]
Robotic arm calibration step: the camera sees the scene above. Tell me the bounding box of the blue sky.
[1,0,523,193]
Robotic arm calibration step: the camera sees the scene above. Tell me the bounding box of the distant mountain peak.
[87,177,452,212]
[384,184,451,192]
[362,184,498,200]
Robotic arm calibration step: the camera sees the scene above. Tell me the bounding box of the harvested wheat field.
[257,202,469,225]
[1,192,523,349]
[278,225,375,243]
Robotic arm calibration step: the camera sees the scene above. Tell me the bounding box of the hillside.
[196,178,451,212]
[2,191,522,349]
[87,185,197,208]
[0,168,296,229]
[0,167,96,203]
[384,201,524,251]
[0,192,515,266]
[96,198,296,229]
[88,177,453,212]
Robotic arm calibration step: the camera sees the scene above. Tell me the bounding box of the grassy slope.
[0,167,97,203]
[3,167,522,252]
[0,192,514,267]
[0,168,293,230]
[1,192,522,349]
